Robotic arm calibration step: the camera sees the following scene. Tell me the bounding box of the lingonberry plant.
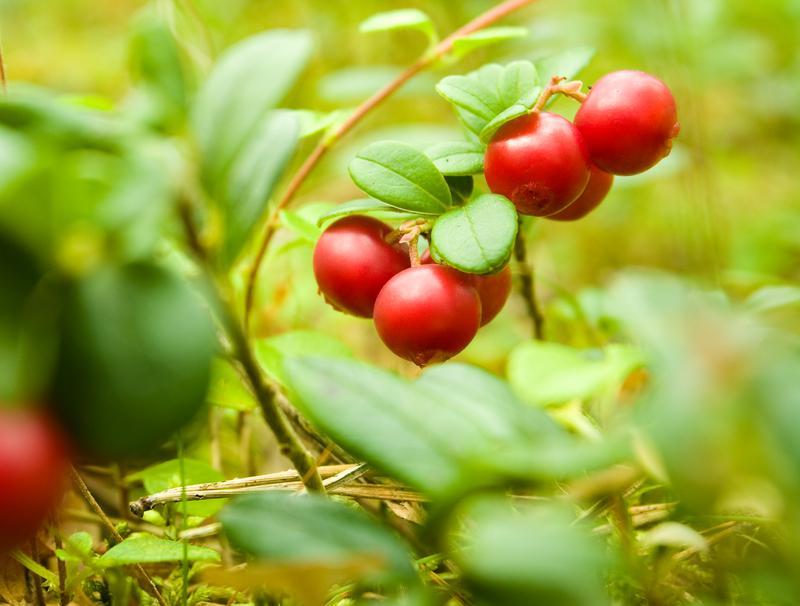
[0,2,798,606]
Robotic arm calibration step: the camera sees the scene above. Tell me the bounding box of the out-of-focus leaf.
[318,67,436,103]
[535,47,596,84]
[450,27,529,60]
[206,357,257,411]
[129,11,187,128]
[359,9,437,46]
[507,341,644,407]
[279,210,320,244]
[430,194,517,274]
[221,492,418,585]
[283,357,558,496]
[218,110,300,265]
[192,30,312,185]
[255,330,353,389]
[452,498,611,606]
[98,535,219,567]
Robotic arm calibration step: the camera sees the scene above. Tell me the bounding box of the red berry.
[484,111,590,216]
[313,216,410,318]
[373,264,481,366]
[420,250,511,326]
[471,265,513,326]
[0,408,70,552]
[548,165,614,221]
[574,70,680,176]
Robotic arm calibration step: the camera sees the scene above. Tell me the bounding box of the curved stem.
[514,224,545,340]
[243,0,540,331]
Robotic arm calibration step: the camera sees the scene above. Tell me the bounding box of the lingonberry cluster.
[314,70,677,364]
[314,215,512,366]
[486,70,679,219]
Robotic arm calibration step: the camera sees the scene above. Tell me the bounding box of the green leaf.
[255,330,353,388]
[128,458,226,518]
[207,357,257,411]
[425,141,484,176]
[129,11,187,127]
[535,46,596,84]
[359,9,437,46]
[316,199,418,227]
[445,175,473,205]
[283,357,557,496]
[436,61,539,138]
[507,341,643,407]
[221,492,418,584]
[279,209,321,244]
[430,194,517,274]
[349,141,452,214]
[744,285,800,314]
[98,535,220,568]
[450,26,529,60]
[452,498,610,606]
[192,30,312,186]
[218,109,300,265]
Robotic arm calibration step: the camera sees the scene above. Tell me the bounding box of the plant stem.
[52,524,68,606]
[216,285,325,493]
[243,0,541,330]
[514,225,545,339]
[71,469,168,606]
[177,197,325,493]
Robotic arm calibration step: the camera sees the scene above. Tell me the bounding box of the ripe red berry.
[484,111,590,216]
[313,216,410,318]
[574,70,680,176]
[548,165,614,221]
[373,264,481,366]
[0,408,70,552]
[420,250,511,326]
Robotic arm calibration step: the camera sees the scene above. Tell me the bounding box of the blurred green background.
[2,0,798,373]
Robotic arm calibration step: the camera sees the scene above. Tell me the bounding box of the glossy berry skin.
[549,165,614,221]
[313,216,410,318]
[484,111,590,216]
[420,250,511,326]
[574,70,680,176]
[373,264,481,366]
[0,408,70,552]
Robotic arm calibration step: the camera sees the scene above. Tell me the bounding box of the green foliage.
[425,140,485,176]
[349,141,453,214]
[51,262,216,459]
[430,194,518,274]
[359,9,438,47]
[284,357,559,496]
[130,458,226,518]
[221,492,418,583]
[98,535,220,567]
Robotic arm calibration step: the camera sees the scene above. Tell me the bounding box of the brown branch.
[243,0,541,330]
[51,524,68,606]
[0,40,6,92]
[514,225,545,339]
[71,469,168,606]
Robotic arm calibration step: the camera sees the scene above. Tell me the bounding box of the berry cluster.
[486,70,679,219]
[314,216,512,366]
[314,70,678,364]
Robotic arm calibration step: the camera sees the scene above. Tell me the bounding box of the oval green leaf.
[316,198,419,227]
[430,194,518,274]
[425,141,484,176]
[349,141,452,214]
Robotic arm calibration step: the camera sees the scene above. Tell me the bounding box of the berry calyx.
[0,407,70,552]
[373,264,481,366]
[548,165,614,221]
[574,70,680,176]
[313,216,410,318]
[420,250,512,326]
[484,111,591,216]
